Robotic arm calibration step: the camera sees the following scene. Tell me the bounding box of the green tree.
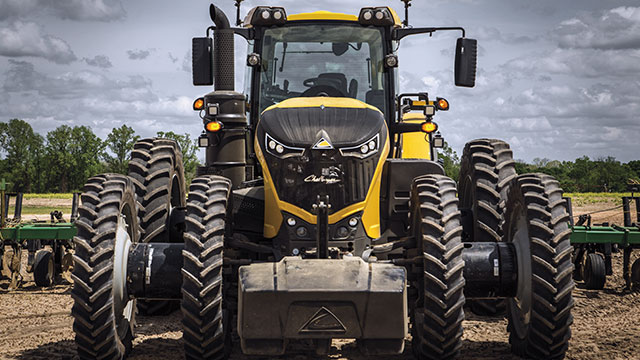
[104,125,139,174]
[589,157,634,192]
[156,131,200,184]
[628,160,640,180]
[70,126,105,190]
[0,119,44,192]
[45,125,104,192]
[44,125,75,192]
[438,141,460,182]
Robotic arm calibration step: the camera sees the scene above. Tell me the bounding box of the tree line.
[0,119,198,193]
[1,118,638,194]
[439,143,640,193]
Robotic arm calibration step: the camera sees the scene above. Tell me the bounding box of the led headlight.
[265,133,305,159]
[339,134,380,159]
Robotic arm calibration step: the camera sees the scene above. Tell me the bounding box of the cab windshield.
[258,24,387,114]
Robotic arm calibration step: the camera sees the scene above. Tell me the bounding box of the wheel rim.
[508,203,532,339]
[47,255,54,285]
[113,210,134,339]
[459,174,477,243]
[167,173,185,242]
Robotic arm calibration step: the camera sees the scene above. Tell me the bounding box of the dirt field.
[1,198,639,359]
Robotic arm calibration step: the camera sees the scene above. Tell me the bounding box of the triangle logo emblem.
[299,307,346,333]
[312,137,333,150]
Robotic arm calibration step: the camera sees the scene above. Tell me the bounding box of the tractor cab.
[247,9,394,116]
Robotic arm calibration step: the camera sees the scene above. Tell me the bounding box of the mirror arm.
[206,25,254,40]
[393,26,465,41]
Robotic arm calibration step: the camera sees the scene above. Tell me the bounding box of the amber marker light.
[193,98,205,111]
[421,122,438,133]
[205,121,222,132]
[436,98,449,111]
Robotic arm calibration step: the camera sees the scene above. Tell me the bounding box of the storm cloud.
[0,21,76,64]
[0,0,126,22]
[83,55,113,68]
[554,7,640,50]
[127,49,153,60]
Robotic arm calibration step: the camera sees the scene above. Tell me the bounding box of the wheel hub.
[509,207,532,339]
[114,213,134,337]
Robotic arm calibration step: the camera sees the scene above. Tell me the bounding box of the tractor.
[70,2,574,359]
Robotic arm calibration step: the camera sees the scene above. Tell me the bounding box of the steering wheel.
[301,85,346,97]
[303,78,320,87]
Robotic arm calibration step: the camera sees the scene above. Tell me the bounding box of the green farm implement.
[0,180,78,289]
[566,195,640,291]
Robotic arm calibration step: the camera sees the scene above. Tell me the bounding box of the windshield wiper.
[279,42,287,72]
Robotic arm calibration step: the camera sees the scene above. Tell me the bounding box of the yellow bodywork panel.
[256,98,389,239]
[263,96,382,113]
[400,112,431,160]
[287,8,401,27]
[288,11,358,22]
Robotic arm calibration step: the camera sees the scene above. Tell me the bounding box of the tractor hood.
[255,97,389,239]
[259,97,385,148]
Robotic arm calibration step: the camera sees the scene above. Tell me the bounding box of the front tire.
[181,175,232,360]
[504,174,574,359]
[410,175,465,360]
[71,174,141,360]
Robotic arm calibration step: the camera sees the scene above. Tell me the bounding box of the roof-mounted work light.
[245,6,287,26]
[359,7,398,26]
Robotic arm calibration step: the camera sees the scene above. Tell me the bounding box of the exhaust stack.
[210,4,234,91]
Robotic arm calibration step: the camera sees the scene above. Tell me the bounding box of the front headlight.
[339,134,379,159]
[265,133,305,159]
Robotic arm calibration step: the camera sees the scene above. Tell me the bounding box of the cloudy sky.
[1,0,639,162]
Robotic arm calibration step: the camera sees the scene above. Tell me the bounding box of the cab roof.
[287,9,401,27]
[287,10,359,22]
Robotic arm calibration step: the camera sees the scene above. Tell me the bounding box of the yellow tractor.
[70,2,574,359]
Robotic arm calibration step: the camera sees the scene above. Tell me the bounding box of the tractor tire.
[181,175,232,360]
[410,175,465,360]
[71,174,141,360]
[583,253,606,290]
[459,139,516,317]
[33,249,54,287]
[128,138,186,316]
[504,173,574,360]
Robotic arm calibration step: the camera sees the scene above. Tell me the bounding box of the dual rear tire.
[458,139,516,316]
[128,138,186,315]
[409,172,573,360]
[71,139,233,360]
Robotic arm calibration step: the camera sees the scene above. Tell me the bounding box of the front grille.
[268,150,379,214]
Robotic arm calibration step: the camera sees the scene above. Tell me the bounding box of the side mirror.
[454,38,477,88]
[192,37,213,86]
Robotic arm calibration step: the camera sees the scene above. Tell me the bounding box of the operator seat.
[315,73,348,95]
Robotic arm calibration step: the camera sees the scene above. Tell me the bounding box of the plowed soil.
[1,200,639,360]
